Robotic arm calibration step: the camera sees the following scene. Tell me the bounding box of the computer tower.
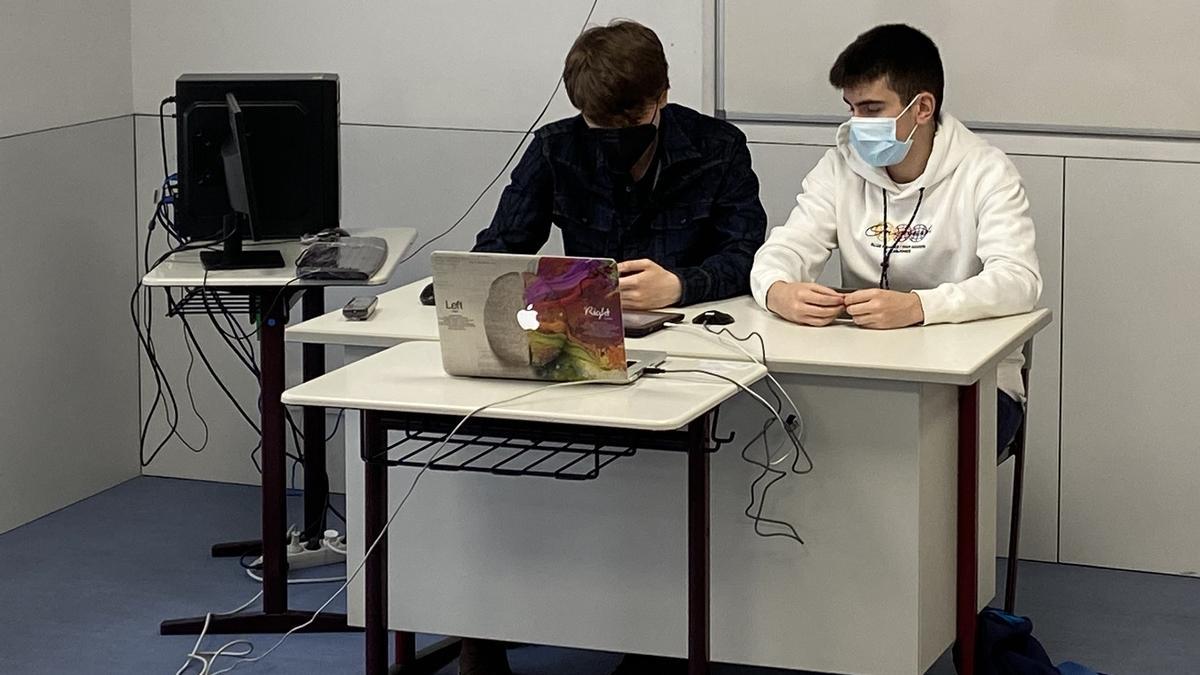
[173,73,340,241]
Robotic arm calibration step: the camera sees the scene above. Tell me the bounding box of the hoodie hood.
[836,113,986,198]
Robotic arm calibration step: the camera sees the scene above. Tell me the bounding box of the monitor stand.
[200,214,285,271]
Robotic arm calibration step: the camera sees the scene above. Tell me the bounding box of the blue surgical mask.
[847,96,920,168]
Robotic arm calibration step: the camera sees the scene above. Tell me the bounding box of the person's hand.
[844,289,924,329]
[617,259,682,310]
[765,281,845,326]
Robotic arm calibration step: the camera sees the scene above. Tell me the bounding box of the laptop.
[431,252,667,383]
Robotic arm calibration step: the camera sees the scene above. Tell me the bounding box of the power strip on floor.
[249,528,347,572]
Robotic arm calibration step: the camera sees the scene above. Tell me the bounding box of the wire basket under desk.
[165,287,259,318]
[383,429,635,481]
[364,410,730,482]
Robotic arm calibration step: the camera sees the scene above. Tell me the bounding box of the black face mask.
[592,116,659,173]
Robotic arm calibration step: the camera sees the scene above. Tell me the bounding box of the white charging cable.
[244,568,346,585]
[186,379,599,674]
[175,591,263,675]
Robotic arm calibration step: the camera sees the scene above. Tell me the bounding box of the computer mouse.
[692,310,734,326]
[419,282,436,306]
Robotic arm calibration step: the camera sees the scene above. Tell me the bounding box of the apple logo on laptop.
[516,304,540,330]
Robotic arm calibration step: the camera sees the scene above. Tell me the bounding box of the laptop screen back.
[432,252,629,382]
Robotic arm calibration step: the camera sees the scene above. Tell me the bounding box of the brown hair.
[563,20,669,127]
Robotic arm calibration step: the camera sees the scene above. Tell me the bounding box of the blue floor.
[2,477,1198,674]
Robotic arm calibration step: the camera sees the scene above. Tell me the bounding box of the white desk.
[144,227,414,638]
[286,278,1051,675]
[282,341,767,674]
[286,276,437,347]
[288,277,1049,385]
[142,228,416,289]
[282,344,763,431]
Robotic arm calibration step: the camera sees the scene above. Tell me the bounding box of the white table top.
[287,277,1051,386]
[286,277,438,346]
[141,227,416,288]
[281,341,767,432]
[635,297,1051,386]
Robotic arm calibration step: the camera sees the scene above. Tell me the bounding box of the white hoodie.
[750,114,1042,400]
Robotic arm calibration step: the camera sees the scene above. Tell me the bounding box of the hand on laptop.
[618,259,682,310]
[766,281,845,326]
[844,289,924,329]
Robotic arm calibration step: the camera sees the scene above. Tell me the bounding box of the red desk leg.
[956,383,980,675]
[687,416,711,675]
[161,290,352,636]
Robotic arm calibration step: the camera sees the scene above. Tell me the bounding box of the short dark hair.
[829,24,944,120]
[563,20,670,127]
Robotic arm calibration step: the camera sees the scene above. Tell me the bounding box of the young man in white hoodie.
[750,24,1042,449]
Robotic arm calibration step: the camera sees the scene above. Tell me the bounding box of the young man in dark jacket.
[472,20,766,311]
[461,19,767,675]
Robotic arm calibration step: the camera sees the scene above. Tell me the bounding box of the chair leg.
[1004,442,1027,614]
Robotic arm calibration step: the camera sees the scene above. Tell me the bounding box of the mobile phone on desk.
[624,310,685,338]
[342,295,378,321]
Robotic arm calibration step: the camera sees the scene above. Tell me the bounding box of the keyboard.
[296,236,389,281]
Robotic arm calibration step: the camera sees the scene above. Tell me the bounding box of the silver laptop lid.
[431,252,632,382]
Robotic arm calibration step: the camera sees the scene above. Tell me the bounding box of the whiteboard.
[719,0,1200,137]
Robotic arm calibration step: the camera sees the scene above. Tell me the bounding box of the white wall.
[0,1,132,138]
[129,0,709,488]
[130,0,706,124]
[1059,158,1200,576]
[0,1,138,533]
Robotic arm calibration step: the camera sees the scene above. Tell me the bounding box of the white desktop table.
[288,277,1044,383]
[287,277,1051,675]
[141,228,415,288]
[143,227,414,636]
[284,275,438,347]
[282,341,767,675]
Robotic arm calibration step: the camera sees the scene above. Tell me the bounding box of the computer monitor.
[174,74,340,268]
[199,93,285,270]
[221,93,258,228]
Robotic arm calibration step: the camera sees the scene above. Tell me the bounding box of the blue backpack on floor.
[972,608,1105,675]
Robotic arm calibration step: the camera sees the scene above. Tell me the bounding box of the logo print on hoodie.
[864,222,931,249]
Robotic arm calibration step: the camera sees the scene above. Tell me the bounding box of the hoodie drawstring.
[879,186,926,289]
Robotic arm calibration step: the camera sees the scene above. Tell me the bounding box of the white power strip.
[250,528,346,572]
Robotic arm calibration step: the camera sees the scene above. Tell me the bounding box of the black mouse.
[419,282,435,306]
[692,310,734,326]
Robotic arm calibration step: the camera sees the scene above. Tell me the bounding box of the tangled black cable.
[668,323,815,544]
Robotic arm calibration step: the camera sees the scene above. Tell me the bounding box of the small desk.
[285,276,438,347]
[144,227,415,636]
[142,230,413,288]
[282,341,768,674]
[287,278,1051,675]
